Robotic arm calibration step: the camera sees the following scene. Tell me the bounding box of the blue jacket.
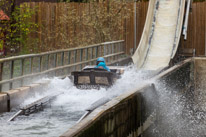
[95,62,110,72]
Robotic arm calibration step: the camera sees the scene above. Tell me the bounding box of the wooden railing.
[0,40,125,92]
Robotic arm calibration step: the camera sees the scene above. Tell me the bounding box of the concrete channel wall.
[61,58,194,137]
[0,81,50,113]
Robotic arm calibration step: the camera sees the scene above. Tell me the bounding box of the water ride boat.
[71,66,125,89]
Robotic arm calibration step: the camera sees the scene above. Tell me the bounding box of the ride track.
[132,0,186,71]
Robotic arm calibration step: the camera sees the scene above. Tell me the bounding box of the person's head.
[96,57,106,65]
[97,62,106,69]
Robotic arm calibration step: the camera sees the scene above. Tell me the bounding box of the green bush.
[0,0,38,56]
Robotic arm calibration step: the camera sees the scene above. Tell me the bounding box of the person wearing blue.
[95,57,110,72]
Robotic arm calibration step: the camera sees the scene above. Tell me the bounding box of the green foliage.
[11,5,38,52]
[0,0,38,55]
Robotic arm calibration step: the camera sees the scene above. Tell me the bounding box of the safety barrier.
[0,40,125,92]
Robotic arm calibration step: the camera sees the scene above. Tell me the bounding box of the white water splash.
[150,80,206,137]
[0,64,151,137]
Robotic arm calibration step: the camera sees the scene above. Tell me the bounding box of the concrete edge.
[0,80,51,113]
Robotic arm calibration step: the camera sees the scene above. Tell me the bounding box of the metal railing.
[0,40,125,92]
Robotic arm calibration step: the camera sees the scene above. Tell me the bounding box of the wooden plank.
[131,2,134,54]
[192,3,197,55]
[189,3,195,50]
[197,2,204,55]
[51,3,55,50]
[125,3,130,54]
[38,3,42,50]
[196,2,202,55]
[46,3,50,50]
[139,1,144,43]
[42,2,46,51]
[187,7,193,50]
[49,3,53,51]
[200,2,205,55]
[136,2,141,48]
[204,1,206,56]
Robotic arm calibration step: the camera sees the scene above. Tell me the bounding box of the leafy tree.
[0,0,38,56]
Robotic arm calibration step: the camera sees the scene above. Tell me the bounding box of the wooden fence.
[22,1,206,56]
[129,1,206,57]
[21,1,148,55]
[125,2,148,55]
[179,1,206,56]
[130,1,206,57]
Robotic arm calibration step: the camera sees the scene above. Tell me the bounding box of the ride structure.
[132,0,186,71]
[71,66,125,89]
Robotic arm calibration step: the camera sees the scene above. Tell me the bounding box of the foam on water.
[0,65,150,137]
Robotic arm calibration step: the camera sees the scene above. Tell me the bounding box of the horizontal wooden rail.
[0,52,124,86]
[0,40,124,63]
[0,40,125,92]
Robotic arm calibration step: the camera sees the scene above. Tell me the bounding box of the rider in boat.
[95,57,110,72]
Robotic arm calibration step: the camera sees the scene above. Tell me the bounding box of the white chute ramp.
[132,0,185,71]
